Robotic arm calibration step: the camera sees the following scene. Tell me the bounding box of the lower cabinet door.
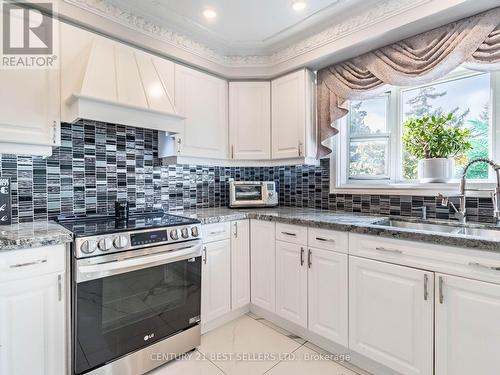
[275,240,307,327]
[0,273,65,375]
[307,248,348,346]
[435,274,500,375]
[231,220,250,310]
[349,256,434,375]
[250,220,276,312]
[201,239,231,323]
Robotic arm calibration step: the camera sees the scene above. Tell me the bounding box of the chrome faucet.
[438,158,500,224]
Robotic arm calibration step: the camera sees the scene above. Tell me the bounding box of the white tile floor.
[149,313,367,375]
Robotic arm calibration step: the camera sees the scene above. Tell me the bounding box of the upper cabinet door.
[349,256,434,375]
[0,16,60,155]
[175,65,228,159]
[229,82,271,160]
[435,274,500,375]
[271,69,316,160]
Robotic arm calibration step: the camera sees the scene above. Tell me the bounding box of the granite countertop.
[173,207,500,253]
[0,221,73,252]
[3,207,500,254]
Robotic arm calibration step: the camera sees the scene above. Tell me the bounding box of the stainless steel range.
[57,212,203,375]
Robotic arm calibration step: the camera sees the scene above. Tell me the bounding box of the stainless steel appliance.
[229,181,278,208]
[58,212,203,375]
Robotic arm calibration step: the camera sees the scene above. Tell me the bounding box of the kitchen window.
[332,67,500,195]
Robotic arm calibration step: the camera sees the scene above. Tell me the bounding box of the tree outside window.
[343,69,492,184]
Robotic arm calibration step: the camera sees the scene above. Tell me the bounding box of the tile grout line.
[261,341,307,375]
[196,349,229,375]
[245,313,365,375]
[303,342,366,375]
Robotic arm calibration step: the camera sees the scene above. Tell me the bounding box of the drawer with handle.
[0,244,66,283]
[276,223,307,245]
[349,233,500,285]
[308,228,348,253]
[202,222,231,243]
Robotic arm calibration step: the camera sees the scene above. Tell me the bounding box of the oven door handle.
[76,244,202,283]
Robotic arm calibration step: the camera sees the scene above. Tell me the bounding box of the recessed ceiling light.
[292,1,307,11]
[203,9,217,19]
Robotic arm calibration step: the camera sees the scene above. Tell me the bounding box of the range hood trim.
[67,94,185,133]
[67,94,186,119]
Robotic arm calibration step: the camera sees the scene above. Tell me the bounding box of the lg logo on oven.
[143,333,155,341]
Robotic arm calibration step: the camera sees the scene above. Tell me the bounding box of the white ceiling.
[107,0,374,55]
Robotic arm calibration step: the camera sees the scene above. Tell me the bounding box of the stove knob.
[191,226,199,237]
[81,240,97,254]
[98,238,113,251]
[170,229,179,241]
[181,227,189,239]
[113,235,129,249]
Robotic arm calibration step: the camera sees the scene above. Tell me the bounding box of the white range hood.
[62,27,184,132]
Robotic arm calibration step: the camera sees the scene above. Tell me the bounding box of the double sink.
[373,218,500,241]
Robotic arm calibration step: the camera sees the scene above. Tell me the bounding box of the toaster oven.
[229,181,278,208]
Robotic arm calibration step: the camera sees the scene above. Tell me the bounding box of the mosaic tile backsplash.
[0,121,495,224]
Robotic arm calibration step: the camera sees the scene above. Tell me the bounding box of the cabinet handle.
[375,246,403,255]
[298,141,303,156]
[300,247,304,266]
[307,249,312,268]
[468,262,500,271]
[203,246,207,265]
[52,120,58,145]
[423,274,429,301]
[9,259,47,268]
[316,237,335,243]
[281,231,296,237]
[177,138,182,154]
[57,274,62,302]
[233,222,238,238]
[439,276,444,304]
[209,230,226,236]
[231,145,234,159]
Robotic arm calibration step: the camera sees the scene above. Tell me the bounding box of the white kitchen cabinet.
[349,256,434,375]
[0,20,60,156]
[307,248,348,346]
[0,246,66,375]
[201,239,231,323]
[229,82,271,160]
[435,274,500,375]
[174,65,228,159]
[275,240,308,327]
[231,220,250,310]
[271,69,316,160]
[250,220,276,312]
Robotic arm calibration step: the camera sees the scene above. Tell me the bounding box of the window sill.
[331,181,496,197]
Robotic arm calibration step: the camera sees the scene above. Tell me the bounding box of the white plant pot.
[418,158,454,183]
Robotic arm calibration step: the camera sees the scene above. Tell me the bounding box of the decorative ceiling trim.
[64,0,434,67]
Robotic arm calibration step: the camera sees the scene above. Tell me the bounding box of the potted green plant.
[402,113,472,183]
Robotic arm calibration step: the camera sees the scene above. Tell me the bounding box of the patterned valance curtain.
[317,7,500,159]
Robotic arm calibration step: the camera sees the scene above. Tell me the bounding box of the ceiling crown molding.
[64,0,433,68]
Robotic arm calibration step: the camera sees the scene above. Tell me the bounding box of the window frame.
[347,93,391,181]
[331,68,500,196]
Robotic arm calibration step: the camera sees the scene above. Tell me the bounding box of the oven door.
[73,243,202,375]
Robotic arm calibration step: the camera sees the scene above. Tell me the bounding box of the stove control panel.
[130,230,168,247]
[74,223,202,259]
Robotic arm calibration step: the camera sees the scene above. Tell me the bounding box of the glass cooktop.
[56,212,199,237]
